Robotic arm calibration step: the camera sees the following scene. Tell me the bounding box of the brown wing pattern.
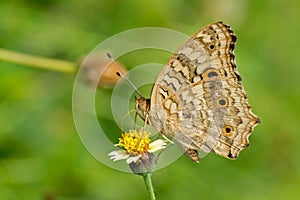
[148,22,260,162]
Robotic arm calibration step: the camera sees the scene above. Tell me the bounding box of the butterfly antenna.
[106,52,143,98]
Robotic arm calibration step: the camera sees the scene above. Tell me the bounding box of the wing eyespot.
[222,125,233,136]
[217,98,228,107]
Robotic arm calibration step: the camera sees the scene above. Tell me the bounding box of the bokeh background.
[1,0,300,199]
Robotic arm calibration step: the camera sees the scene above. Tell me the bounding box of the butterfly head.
[135,97,150,113]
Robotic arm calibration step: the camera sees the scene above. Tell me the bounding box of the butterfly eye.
[222,125,233,136]
[209,44,215,49]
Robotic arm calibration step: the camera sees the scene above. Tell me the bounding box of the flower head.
[117,129,151,155]
[108,129,167,174]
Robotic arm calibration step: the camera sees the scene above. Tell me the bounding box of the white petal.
[108,150,121,156]
[108,150,129,161]
[126,154,142,164]
[148,139,167,153]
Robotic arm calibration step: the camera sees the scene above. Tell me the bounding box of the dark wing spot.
[218,99,227,106]
[231,35,237,43]
[228,153,235,159]
[225,127,231,133]
[229,43,235,50]
[207,71,218,77]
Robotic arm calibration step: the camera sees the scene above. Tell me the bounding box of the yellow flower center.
[118,129,151,155]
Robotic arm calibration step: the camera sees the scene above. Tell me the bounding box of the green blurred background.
[1,0,300,199]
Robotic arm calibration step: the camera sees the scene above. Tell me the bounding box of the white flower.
[108,129,167,164]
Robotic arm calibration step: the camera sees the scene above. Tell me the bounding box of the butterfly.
[136,22,260,162]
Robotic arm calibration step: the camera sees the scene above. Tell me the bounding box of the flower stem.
[0,48,76,73]
[142,173,156,200]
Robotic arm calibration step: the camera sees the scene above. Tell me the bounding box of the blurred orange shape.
[80,52,127,88]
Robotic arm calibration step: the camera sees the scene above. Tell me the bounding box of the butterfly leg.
[161,134,174,144]
[121,108,135,131]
